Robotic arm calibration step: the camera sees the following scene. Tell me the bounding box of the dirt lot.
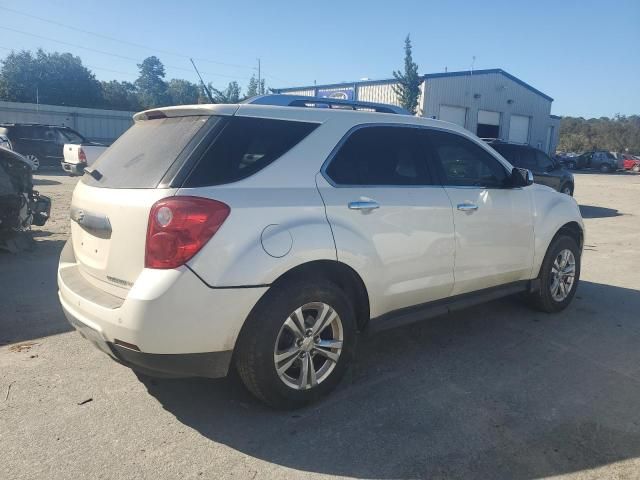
[1,171,640,480]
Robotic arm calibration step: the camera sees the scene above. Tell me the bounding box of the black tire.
[235,279,356,409]
[560,183,573,196]
[527,235,581,313]
[599,163,611,173]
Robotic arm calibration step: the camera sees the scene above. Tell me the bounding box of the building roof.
[275,68,553,102]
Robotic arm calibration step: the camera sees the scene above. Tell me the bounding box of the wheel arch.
[269,260,371,331]
[534,221,584,278]
[554,221,584,250]
[560,180,574,195]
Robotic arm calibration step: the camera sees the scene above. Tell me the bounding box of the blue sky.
[0,0,638,117]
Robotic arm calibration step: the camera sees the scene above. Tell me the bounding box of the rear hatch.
[69,107,233,297]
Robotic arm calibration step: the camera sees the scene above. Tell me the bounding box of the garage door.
[477,110,500,139]
[509,115,530,144]
[439,105,467,128]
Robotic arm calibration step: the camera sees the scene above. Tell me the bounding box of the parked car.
[621,154,640,172]
[573,151,622,172]
[62,142,108,176]
[0,123,102,172]
[0,147,51,251]
[58,95,584,408]
[489,142,575,195]
[0,134,12,151]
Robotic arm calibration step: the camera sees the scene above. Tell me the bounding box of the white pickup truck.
[62,142,108,176]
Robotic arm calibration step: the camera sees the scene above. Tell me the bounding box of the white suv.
[58,95,584,408]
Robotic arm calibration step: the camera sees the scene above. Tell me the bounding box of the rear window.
[82,116,210,188]
[183,116,318,187]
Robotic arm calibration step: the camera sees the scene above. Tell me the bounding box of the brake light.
[78,147,87,164]
[145,196,230,269]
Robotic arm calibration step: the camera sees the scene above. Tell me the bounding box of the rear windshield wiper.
[83,168,103,181]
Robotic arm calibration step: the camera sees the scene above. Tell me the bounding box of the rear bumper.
[57,240,268,378]
[61,161,85,175]
[110,344,232,378]
[63,304,232,377]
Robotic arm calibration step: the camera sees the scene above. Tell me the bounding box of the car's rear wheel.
[599,163,611,173]
[527,235,581,313]
[25,154,39,172]
[235,279,356,409]
[633,164,640,173]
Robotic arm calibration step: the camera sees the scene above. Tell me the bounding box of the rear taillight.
[145,196,230,269]
[78,147,87,164]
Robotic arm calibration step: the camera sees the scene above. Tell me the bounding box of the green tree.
[101,80,140,111]
[211,81,242,103]
[167,78,200,105]
[0,49,102,108]
[392,35,421,114]
[245,74,266,98]
[558,115,640,154]
[135,56,170,108]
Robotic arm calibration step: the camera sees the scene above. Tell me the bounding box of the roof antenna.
[190,58,214,103]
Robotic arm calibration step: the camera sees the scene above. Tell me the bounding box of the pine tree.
[246,74,267,98]
[392,35,421,114]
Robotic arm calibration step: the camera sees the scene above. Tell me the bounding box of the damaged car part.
[0,146,51,251]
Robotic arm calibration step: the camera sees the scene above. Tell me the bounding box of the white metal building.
[0,100,133,143]
[274,69,560,155]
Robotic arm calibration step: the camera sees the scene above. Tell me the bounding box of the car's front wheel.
[560,183,573,196]
[633,164,640,173]
[527,235,581,313]
[235,279,356,409]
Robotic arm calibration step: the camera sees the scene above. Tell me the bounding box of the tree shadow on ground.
[142,281,640,479]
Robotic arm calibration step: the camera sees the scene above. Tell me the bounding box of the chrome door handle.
[348,200,380,211]
[457,203,478,212]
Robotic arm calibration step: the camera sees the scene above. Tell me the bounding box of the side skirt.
[367,280,535,334]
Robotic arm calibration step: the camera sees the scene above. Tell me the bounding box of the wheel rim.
[25,154,39,170]
[562,186,571,195]
[550,249,576,302]
[274,302,343,390]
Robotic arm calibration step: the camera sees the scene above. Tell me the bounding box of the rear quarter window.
[183,116,318,187]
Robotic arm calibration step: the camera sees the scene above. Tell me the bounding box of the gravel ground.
[1,170,640,480]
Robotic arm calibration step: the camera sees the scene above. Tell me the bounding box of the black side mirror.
[511,167,534,187]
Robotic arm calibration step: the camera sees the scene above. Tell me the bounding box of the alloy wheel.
[25,154,39,171]
[550,249,576,302]
[274,302,343,390]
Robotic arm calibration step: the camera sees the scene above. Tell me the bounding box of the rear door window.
[183,116,318,187]
[82,116,211,189]
[325,126,434,186]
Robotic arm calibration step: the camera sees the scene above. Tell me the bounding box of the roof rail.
[243,94,410,115]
